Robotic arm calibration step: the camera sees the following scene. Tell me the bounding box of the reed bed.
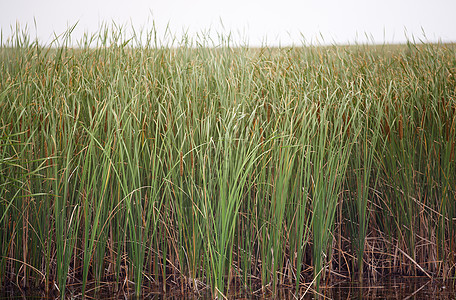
[1,27,455,298]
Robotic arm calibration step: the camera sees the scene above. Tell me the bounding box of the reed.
[1,26,455,298]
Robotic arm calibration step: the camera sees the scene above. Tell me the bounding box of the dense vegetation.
[1,28,455,298]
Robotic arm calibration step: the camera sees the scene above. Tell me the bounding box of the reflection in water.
[319,278,455,300]
[1,278,455,299]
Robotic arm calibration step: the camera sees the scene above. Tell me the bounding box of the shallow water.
[248,278,456,300]
[1,278,455,299]
[317,278,455,300]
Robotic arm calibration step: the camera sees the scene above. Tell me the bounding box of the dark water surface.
[1,278,455,299]
[317,278,455,300]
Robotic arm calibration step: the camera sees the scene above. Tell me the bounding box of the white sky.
[1,0,455,47]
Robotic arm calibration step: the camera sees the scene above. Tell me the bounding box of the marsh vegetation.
[1,27,455,298]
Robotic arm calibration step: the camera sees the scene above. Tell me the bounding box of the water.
[1,278,455,299]
[318,278,455,300]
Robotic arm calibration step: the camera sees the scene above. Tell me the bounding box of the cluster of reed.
[1,27,455,298]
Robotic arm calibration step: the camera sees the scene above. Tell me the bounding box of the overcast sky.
[1,0,455,47]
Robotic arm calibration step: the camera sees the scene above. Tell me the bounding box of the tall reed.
[0,26,455,298]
